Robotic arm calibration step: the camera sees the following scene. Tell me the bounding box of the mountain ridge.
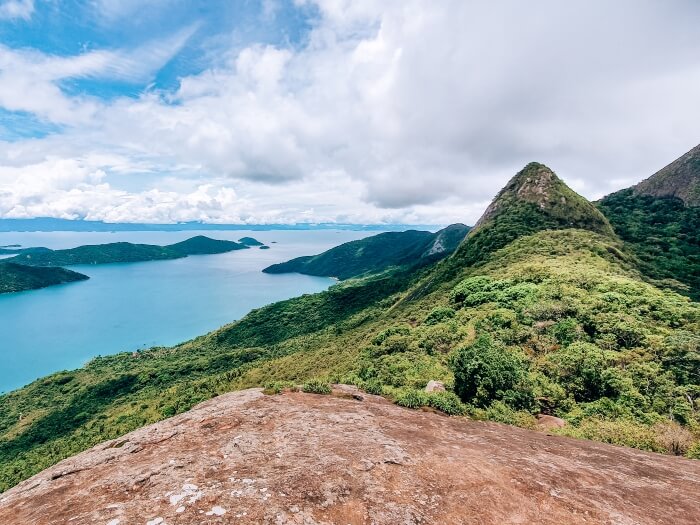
[633,143,700,206]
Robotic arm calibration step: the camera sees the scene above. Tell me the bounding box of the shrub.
[473,400,536,428]
[371,325,411,345]
[653,421,694,456]
[363,379,384,395]
[394,389,429,409]
[426,391,467,415]
[449,334,532,408]
[424,306,456,325]
[301,379,332,395]
[543,342,612,402]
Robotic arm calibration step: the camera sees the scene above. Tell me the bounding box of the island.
[4,235,263,267]
[0,262,89,294]
[0,235,264,294]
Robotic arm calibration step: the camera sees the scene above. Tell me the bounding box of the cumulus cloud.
[1,0,699,224]
[0,0,33,21]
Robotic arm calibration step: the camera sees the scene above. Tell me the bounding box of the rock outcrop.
[1,386,699,525]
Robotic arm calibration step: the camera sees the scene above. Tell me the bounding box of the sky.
[0,0,698,225]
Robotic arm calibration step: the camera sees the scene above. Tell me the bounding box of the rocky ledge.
[1,386,699,525]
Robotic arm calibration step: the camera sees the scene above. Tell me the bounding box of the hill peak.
[454,162,614,265]
[633,143,700,206]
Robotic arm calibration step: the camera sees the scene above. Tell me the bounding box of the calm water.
[0,230,376,393]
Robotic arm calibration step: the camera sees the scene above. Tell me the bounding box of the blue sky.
[0,1,698,224]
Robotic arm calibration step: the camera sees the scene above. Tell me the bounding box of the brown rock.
[536,414,567,429]
[1,387,699,525]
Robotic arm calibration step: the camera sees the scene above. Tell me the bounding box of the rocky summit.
[1,386,698,525]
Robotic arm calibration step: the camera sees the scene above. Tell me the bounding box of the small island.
[0,262,89,294]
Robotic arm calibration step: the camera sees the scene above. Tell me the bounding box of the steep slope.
[0,262,89,294]
[263,224,469,280]
[1,387,699,525]
[453,162,614,266]
[633,143,700,206]
[6,236,252,267]
[1,162,698,494]
[598,144,700,299]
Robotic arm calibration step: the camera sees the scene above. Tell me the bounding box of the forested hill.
[598,143,700,299]
[0,263,88,294]
[4,235,260,267]
[1,159,698,493]
[263,223,469,280]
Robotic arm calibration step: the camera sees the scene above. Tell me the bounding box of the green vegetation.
[597,189,700,299]
[301,379,332,394]
[6,235,253,267]
[0,262,89,294]
[263,224,469,280]
[238,237,264,246]
[1,161,698,492]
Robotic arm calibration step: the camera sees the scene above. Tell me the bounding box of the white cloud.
[1,1,699,224]
[0,0,33,21]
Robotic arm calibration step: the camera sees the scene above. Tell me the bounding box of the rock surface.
[1,386,699,525]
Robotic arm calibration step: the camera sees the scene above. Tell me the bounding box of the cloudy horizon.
[0,0,698,225]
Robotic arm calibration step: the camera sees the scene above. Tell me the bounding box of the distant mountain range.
[0,218,440,233]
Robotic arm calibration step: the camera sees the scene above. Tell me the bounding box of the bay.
[0,230,376,393]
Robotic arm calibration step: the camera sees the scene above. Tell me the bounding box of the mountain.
[453,162,615,267]
[633,143,700,206]
[0,217,439,233]
[1,161,698,495]
[263,224,469,280]
[1,387,699,525]
[5,236,253,267]
[0,263,88,294]
[598,144,700,299]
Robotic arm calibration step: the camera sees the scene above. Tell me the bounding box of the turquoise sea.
[0,230,376,393]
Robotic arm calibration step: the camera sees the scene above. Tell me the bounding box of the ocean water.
[0,230,376,393]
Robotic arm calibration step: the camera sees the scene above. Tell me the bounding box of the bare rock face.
[1,387,699,525]
[634,143,700,206]
[536,414,567,429]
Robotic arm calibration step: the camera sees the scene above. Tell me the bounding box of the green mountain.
[1,162,699,492]
[263,224,469,280]
[453,162,615,267]
[0,263,88,294]
[598,144,700,299]
[6,235,253,267]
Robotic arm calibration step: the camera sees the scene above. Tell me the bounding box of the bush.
[371,325,411,345]
[426,391,467,415]
[394,389,429,409]
[449,335,533,408]
[424,306,456,325]
[654,421,694,456]
[301,379,332,395]
[363,379,384,395]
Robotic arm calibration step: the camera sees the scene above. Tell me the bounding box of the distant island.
[0,235,265,293]
[4,235,264,267]
[0,262,88,294]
